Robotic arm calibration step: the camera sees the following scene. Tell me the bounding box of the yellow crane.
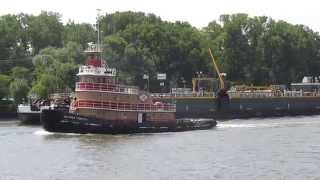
[208,48,225,90]
[191,49,225,93]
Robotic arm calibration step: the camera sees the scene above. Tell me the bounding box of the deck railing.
[73,99,176,112]
[151,92,214,98]
[77,66,116,76]
[76,82,139,95]
[151,90,320,99]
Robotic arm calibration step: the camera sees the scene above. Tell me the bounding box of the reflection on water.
[1,116,320,179]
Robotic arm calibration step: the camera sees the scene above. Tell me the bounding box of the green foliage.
[31,42,82,97]
[102,20,208,90]
[9,67,31,103]
[54,62,78,90]
[1,11,320,95]
[9,79,30,104]
[64,42,85,64]
[31,73,58,98]
[100,11,162,36]
[27,11,63,54]
[102,11,320,89]
[32,48,56,76]
[204,14,320,85]
[0,74,10,99]
[0,15,26,59]
[11,66,30,80]
[63,22,96,49]
[0,14,31,74]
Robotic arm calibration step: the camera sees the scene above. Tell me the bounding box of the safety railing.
[73,99,176,112]
[152,91,320,99]
[77,66,116,76]
[228,91,276,98]
[76,82,139,95]
[151,92,215,98]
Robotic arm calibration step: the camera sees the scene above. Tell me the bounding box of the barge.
[17,104,45,124]
[17,93,70,125]
[152,49,320,120]
[152,79,320,120]
[0,100,17,119]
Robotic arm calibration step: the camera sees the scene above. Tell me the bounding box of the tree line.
[1,11,320,104]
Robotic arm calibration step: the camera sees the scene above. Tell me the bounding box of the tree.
[102,19,209,91]
[0,14,31,74]
[2,10,320,94]
[0,74,10,99]
[100,11,161,36]
[31,42,82,97]
[27,11,63,54]
[11,66,30,80]
[63,22,96,49]
[54,62,78,90]
[31,74,58,98]
[9,79,30,104]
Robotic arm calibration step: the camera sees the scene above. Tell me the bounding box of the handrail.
[76,82,139,95]
[151,92,215,98]
[77,66,116,76]
[73,99,176,112]
[151,91,320,99]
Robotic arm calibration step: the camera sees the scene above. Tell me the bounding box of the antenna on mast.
[96,8,102,59]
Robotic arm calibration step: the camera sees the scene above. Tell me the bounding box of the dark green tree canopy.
[0,74,10,99]
[10,79,30,104]
[27,11,64,54]
[1,11,320,99]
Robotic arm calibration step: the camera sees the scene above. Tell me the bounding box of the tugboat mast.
[96,8,102,60]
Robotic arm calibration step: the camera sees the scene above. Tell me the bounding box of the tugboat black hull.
[41,109,216,134]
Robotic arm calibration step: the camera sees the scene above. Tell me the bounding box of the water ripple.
[2,116,320,179]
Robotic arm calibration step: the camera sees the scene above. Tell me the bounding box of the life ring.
[139,94,148,102]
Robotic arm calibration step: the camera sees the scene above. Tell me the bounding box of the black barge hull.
[163,97,320,120]
[0,112,17,119]
[41,110,216,134]
[18,113,41,125]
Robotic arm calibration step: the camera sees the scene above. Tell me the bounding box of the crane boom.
[208,48,225,89]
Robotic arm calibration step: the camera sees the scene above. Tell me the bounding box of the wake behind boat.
[40,44,216,134]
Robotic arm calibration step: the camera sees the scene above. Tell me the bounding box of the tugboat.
[41,45,216,134]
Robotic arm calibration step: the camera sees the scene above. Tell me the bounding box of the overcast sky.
[1,0,320,31]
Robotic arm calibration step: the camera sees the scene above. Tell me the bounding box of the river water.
[1,116,320,180]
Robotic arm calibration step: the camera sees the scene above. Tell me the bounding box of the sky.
[1,0,320,32]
